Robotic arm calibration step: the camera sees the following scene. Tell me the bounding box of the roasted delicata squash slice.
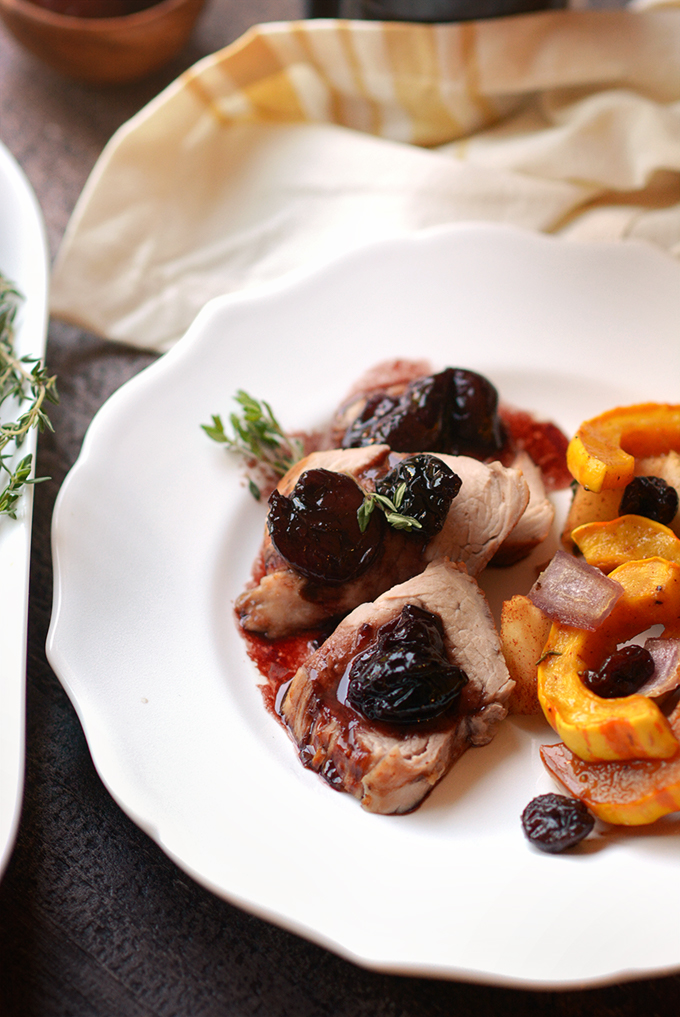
[572,515,680,573]
[540,737,680,826]
[537,557,680,763]
[566,403,680,493]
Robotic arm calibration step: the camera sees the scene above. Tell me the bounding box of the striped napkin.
[50,3,680,352]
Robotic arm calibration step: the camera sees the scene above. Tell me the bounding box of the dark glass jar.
[307,0,566,18]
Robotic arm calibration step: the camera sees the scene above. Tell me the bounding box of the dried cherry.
[521,793,594,853]
[345,604,468,724]
[342,371,450,452]
[581,644,655,699]
[342,367,506,459]
[619,476,679,526]
[267,468,384,584]
[444,367,505,459]
[375,454,462,540]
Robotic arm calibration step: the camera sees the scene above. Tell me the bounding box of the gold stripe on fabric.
[459,21,497,128]
[382,24,462,147]
[214,29,308,123]
[183,70,235,127]
[336,21,383,137]
[291,23,343,125]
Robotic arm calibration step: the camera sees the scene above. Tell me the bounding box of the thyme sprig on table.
[0,273,58,518]
[357,481,422,534]
[202,390,304,499]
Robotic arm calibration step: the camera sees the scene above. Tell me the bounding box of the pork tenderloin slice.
[276,445,392,498]
[281,559,514,814]
[236,527,425,639]
[426,455,529,576]
[492,452,554,566]
[237,450,529,638]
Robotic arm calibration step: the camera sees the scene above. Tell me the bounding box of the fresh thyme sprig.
[357,481,422,534]
[202,390,304,499]
[0,274,58,518]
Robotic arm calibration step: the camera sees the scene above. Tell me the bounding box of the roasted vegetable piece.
[537,557,680,762]
[572,514,680,573]
[500,595,551,715]
[562,452,680,548]
[528,549,623,631]
[566,403,680,493]
[541,738,680,826]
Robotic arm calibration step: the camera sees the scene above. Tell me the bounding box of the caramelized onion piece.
[637,638,680,698]
[528,550,624,631]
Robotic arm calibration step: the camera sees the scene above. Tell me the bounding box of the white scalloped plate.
[0,142,50,876]
[48,224,680,987]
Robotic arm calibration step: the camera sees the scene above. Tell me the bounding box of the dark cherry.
[342,371,451,452]
[581,644,655,699]
[444,367,505,459]
[521,793,594,853]
[375,454,462,540]
[345,604,468,724]
[619,475,679,526]
[267,468,384,585]
[342,367,506,459]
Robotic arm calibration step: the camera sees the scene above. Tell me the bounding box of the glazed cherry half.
[267,468,384,585]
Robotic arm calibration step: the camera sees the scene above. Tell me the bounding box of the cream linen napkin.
[50,4,680,352]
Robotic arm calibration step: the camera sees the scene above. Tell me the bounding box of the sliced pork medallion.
[426,454,530,576]
[491,451,554,566]
[235,445,428,638]
[235,447,528,638]
[280,559,514,814]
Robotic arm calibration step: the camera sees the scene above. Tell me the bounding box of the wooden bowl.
[0,0,208,85]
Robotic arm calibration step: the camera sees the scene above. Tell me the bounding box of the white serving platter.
[0,141,50,876]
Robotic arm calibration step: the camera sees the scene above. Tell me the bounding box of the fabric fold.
[50,5,680,352]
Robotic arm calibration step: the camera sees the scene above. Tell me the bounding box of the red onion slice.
[528,550,624,631]
[637,638,680,698]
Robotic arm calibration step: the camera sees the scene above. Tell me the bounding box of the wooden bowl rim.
[0,0,196,29]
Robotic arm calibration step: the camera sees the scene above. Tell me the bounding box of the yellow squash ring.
[537,557,680,762]
[566,402,680,493]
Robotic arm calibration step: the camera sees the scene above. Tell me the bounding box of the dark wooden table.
[1,1,679,1014]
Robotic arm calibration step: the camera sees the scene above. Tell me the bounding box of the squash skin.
[537,557,680,763]
[567,403,680,493]
[572,515,680,574]
[540,741,680,825]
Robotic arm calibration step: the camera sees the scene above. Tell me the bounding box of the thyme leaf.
[357,489,422,534]
[202,390,304,497]
[0,274,57,517]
